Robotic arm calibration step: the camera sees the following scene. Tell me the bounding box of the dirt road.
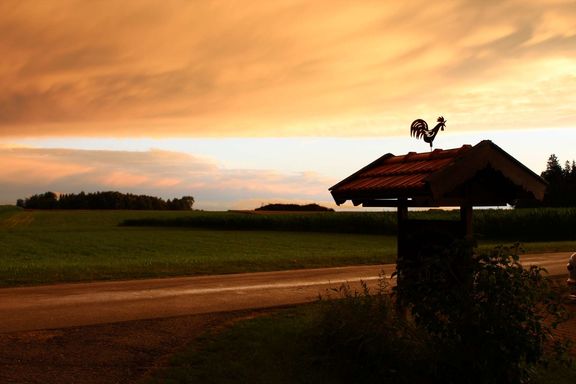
[0,264,392,333]
[0,252,571,333]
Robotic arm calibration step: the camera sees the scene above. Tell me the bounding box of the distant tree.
[24,191,59,209]
[538,154,576,207]
[563,160,572,178]
[17,191,195,210]
[168,196,194,210]
[183,196,195,210]
[541,154,563,183]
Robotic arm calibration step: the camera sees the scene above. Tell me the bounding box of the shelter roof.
[329,140,547,207]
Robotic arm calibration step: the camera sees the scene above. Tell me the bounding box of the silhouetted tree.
[17,191,194,210]
[542,154,563,183]
[24,191,59,209]
[539,154,576,207]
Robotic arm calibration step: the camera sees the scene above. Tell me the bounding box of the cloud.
[0,1,574,137]
[0,145,336,209]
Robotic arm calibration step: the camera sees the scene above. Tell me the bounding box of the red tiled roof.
[329,140,547,207]
[330,145,473,197]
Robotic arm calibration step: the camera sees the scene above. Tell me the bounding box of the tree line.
[537,154,576,207]
[16,191,194,210]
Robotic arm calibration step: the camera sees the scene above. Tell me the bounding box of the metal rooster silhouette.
[410,116,446,149]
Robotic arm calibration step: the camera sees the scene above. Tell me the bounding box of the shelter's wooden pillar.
[397,200,408,223]
[459,204,474,292]
[396,199,408,287]
[396,199,408,253]
[460,204,473,241]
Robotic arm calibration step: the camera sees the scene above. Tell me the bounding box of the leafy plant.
[318,278,430,383]
[395,243,571,383]
[318,243,571,383]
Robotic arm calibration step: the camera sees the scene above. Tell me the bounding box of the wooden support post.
[460,204,473,241]
[397,199,408,257]
[459,204,474,291]
[396,199,408,289]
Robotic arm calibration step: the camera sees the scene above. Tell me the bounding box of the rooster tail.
[410,119,428,138]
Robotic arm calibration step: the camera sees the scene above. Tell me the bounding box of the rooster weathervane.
[410,116,446,149]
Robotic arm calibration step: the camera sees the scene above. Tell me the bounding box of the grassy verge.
[147,305,335,384]
[0,209,395,287]
[146,305,576,384]
[479,240,576,254]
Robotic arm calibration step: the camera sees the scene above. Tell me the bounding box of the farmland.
[1,206,575,287]
[0,207,394,287]
[124,207,576,242]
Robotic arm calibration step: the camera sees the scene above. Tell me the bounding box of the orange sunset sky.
[1,1,575,209]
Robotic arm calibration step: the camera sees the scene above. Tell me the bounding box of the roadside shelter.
[329,140,547,287]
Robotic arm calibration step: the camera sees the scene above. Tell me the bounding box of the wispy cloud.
[0,145,336,209]
[0,0,574,137]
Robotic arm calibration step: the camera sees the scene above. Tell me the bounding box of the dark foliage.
[394,243,571,383]
[518,154,576,207]
[319,280,431,383]
[17,191,194,210]
[255,203,334,212]
[320,244,571,384]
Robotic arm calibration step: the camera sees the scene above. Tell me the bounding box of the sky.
[1,0,575,210]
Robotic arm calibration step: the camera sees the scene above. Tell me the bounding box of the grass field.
[1,206,575,287]
[0,207,395,287]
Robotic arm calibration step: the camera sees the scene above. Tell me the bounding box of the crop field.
[125,207,576,242]
[1,206,576,287]
[0,207,395,287]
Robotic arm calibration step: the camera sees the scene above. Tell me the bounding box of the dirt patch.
[0,310,265,384]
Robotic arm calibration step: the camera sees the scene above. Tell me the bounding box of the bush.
[319,279,431,383]
[399,243,571,383]
[319,244,571,384]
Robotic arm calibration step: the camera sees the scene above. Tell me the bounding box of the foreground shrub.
[320,244,571,384]
[319,279,431,383]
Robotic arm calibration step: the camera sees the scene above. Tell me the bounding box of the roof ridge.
[391,145,472,163]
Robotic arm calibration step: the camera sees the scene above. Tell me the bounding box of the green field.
[1,206,576,287]
[0,207,395,287]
